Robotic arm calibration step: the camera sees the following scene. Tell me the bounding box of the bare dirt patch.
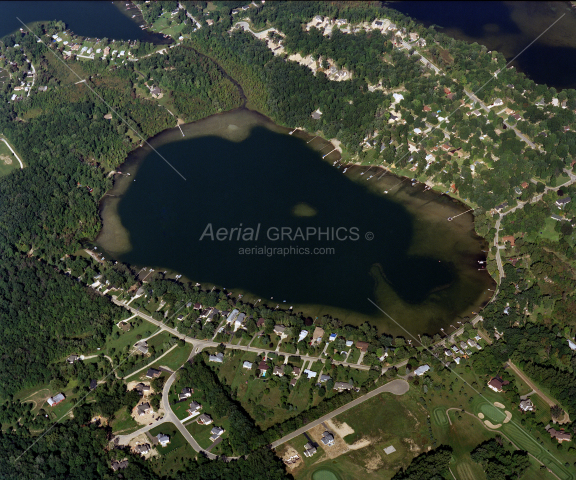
[364,452,384,472]
[1,154,12,165]
[325,418,354,438]
[308,424,350,460]
[281,445,302,470]
[126,381,154,395]
[128,433,159,459]
[132,401,164,426]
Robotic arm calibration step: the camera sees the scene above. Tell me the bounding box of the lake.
[0,1,168,43]
[97,110,494,336]
[389,1,576,90]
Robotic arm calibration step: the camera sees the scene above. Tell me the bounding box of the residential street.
[270,379,409,448]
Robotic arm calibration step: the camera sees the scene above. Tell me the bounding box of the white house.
[414,365,430,376]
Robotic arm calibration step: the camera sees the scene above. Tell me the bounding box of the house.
[547,427,571,442]
[178,387,193,400]
[111,460,128,471]
[321,432,335,446]
[551,214,564,221]
[345,340,353,347]
[303,442,317,457]
[492,98,503,106]
[210,426,225,441]
[89,379,98,390]
[197,413,213,425]
[423,105,432,112]
[414,365,430,376]
[137,402,151,416]
[519,399,534,412]
[146,368,161,379]
[38,86,48,92]
[303,369,317,379]
[409,32,419,41]
[290,378,297,386]
[119,321,130,332]
[150,87,162,97]
[444,349,453,357]
[312,327,325,343]
[502,235,515,246]
[311,109,322,120]
[328,333,337,342]
[136,341,149,354]
[47,393,65,407]
[568,339,576,351]
[443,87,451,95]
[258,361,269,372]
[319,374,331,383]
[556,197,571,208]
[334,382,353,391]
[454,357,461,364]
[273,325,286,335]
[209,352,224,363]
[298,330,309,342]
[187,401,202,415]
[467,339,478,348]
[257,318,266,327]
[273,365,284,376]
[292,366,301,376]
[514,186,523,196]
[157,433,170,447]
[135,443,150,455]
[234,312,246,330]
[226,309,240,324]
[134,383,151,395]
[67,355,79,364]
[243,361,253,369]
[355,341,369,352]
[487,377,509,392]
[495,202,508,212]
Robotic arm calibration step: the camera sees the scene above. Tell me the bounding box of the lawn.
[109,406,140,435]
[103,319,156,357]
[186,419,215,449]
[137,342,192,373]
[149,422,186,456]
[0,138,22,177]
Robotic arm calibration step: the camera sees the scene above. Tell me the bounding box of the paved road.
[462,89,539,150]
[270,379,409,448]
[111,299,371,372]
[122,343,178,380]
[506,360,570,424]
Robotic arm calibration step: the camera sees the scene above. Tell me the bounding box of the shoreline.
[94,109,494,336]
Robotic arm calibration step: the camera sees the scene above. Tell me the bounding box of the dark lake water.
[97,111,494,335]
[389,1,576,90]
[0,1,168,43]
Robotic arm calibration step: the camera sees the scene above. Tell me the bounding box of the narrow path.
[270,379,409,448]
[123,344,178,380]
[506,360,570,424]
[1,138,24,168]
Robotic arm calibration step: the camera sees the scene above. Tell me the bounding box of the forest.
[0,254,123,398]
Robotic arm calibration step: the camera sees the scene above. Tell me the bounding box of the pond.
[97,109,494,336]
[0,1,169,43]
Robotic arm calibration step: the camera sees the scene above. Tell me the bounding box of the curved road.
[270,379,409,448]
[1,138,23,169]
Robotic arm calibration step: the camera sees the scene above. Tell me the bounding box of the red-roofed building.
[487,377,509,392]
[443,87,451,94]
[355,341,369,352]
[423,105,431,112]
[521,182,529,189]
[502,235,515,246]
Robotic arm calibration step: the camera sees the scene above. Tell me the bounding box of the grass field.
[0,138,22,177]
[103,320,156,357]
[186,419,214,449]
[110,406,140,435]
[149,422,186,455]
[126,342,192,382]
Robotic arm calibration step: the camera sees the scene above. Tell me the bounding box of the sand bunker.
[503,411,512,423]
[494,402,505,409]
[478,413,485,419]
[484,420,502,429]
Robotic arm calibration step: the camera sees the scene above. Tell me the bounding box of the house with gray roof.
[209,352,224,363]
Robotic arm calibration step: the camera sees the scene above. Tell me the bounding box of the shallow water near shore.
[97,109,494,336]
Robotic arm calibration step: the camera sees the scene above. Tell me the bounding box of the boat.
[343,168,347,173]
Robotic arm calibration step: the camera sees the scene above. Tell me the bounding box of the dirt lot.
[281,445,302,470]
[126,381,154,395]
[128,433,159,459]
[308,424,350,460]
[132,401,164,426]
